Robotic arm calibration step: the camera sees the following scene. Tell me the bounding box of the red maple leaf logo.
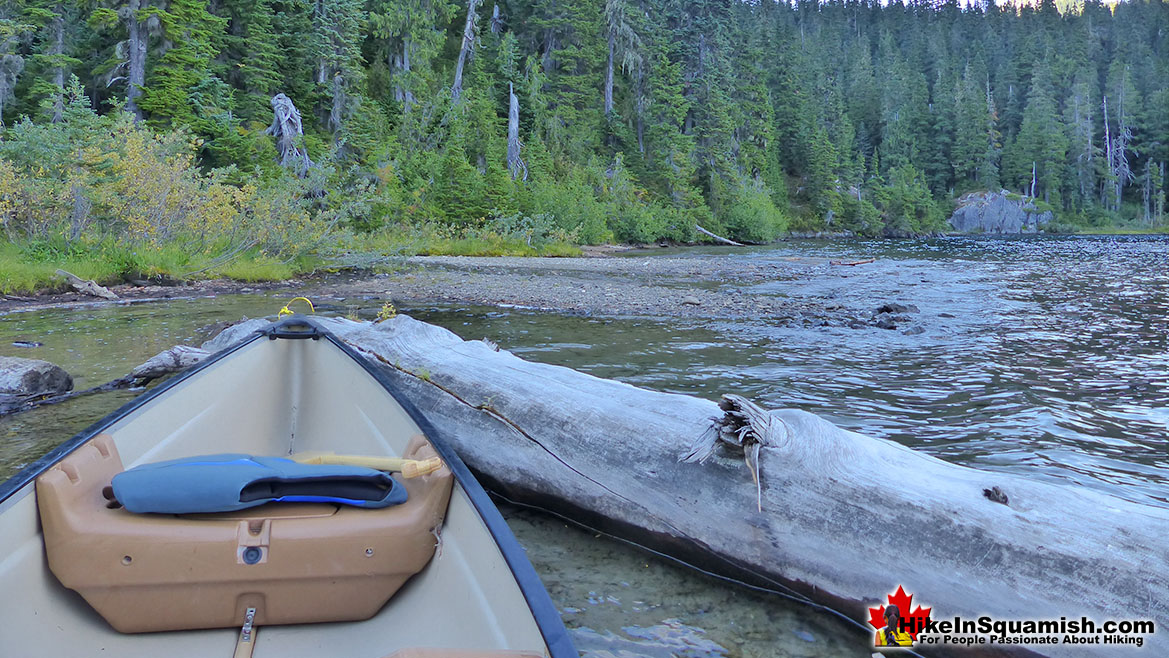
[868,585,933,641]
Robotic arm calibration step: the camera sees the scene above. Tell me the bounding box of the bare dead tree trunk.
[391,50,404,103]
[51,8,65,122]
[1030,161,1037,198]
[123,0,147,121]
[68,180,91,242]
[329,73,346,135]
[635,70,645,153]
[266,93,315,176]
[403,41,415,112]
[490,4,503,33]
[1143,162,1152,224]
[507,83,526,181]
[1157,162,1166,225]
[696,32,706,78]
[1112,86,1133,212]
[0,54,22,128]
[1071,88,1093,202]
[1102,95,1113,209]
[451,0,480,105]
[604,32,615,116]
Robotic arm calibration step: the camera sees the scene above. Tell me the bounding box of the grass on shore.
[0,240,313,295]
[0,231,581,296]
[6,220,1160,296]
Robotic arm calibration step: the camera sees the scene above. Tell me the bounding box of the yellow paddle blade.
[290,453,444,479]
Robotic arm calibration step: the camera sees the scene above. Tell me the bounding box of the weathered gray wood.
[694,224,743,246]
[507,83,526,181]
[450,0,480,105]
[119,315,1169,656]
[55,269,118,300]
[129,345,210,380]
[294,315,1167,658]
[266,93,314,176]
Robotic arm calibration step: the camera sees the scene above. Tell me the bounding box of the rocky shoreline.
[1,252,923,332]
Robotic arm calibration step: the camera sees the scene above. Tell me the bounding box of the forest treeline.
[0,0,1167,288]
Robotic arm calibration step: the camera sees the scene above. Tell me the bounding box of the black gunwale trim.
[0,331,266,506]
[322,325,578,658]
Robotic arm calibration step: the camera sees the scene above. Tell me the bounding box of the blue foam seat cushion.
[111,454,408,514]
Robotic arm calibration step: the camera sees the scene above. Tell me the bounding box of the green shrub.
[718,180,789,243]
[524,176,613,245]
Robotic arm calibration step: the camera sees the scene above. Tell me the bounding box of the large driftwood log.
[161,316,1169,656]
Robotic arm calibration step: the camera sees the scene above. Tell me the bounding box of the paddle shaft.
[290,453,443,478]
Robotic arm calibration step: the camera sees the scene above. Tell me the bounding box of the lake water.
[2,234,1167,656]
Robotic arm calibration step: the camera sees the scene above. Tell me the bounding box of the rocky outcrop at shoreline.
[949,190,1053,233]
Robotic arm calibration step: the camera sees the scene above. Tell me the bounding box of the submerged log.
[90,316,1169,656]
[129,345,210,381]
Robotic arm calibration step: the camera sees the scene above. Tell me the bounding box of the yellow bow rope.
[277,297,315,318]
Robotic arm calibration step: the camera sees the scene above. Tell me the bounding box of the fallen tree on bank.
[163,316,1169,655]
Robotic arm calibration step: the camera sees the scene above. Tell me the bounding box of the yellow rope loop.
[277,297,315,319]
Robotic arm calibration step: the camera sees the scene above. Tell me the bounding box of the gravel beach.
[1,252,885,328]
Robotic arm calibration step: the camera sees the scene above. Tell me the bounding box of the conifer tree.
[310,0,365,137]
[88,0,152,120]
[368,0,457,114]
[951,62,985,190]
[136,0,226,129]
[0,8,31,127]
[602,0,641,118]
[23,2,82,122]
[220,0,282,122]
[1005,59,1067,203]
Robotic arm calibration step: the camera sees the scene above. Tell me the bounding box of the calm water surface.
[2,234,1167,655]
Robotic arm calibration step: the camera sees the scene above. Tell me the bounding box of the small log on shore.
[55,269,118,300]
[695,224,744,246]
[99,316,1169,656]
[829,258,875,266]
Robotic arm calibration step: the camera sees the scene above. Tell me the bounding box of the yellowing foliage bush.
[0,99,333,263]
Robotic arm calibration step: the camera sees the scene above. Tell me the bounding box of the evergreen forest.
[0,0,1166,289]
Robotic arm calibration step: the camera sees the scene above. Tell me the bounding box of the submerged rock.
[0,356,73,397]
[948,190,1053,233]
[875,302,919,315]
